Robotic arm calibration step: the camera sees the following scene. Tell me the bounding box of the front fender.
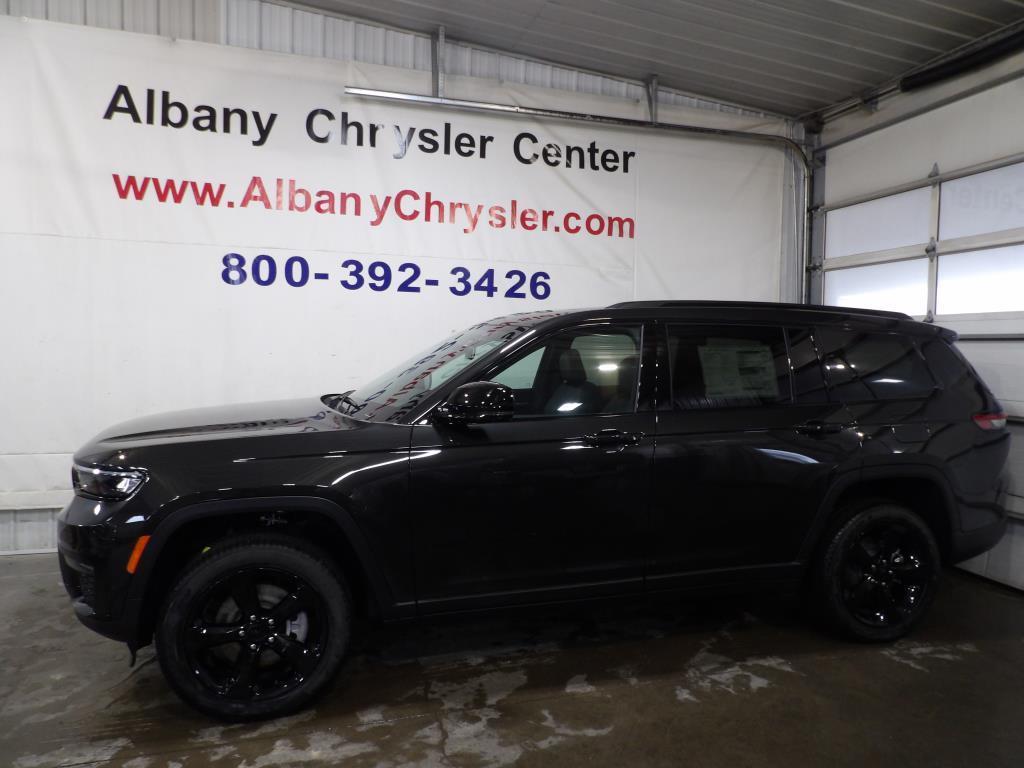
[125,495,413,647]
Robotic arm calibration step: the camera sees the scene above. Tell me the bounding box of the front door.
[649,324,861,589]
[409,321,655,612]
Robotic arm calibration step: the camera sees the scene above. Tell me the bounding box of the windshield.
[332,311,562,423]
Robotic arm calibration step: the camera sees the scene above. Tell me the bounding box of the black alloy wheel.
[816,503,941,641]
[840,519,932,628]
[156,536,350,720]
[183,567,325,701]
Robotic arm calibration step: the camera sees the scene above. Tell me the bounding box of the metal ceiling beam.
[645,74,659,124]
[344,87,809,165]
[431,25,445,99]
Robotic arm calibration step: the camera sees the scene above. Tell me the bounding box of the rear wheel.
[815,503,940,642]
[155,535,350,720]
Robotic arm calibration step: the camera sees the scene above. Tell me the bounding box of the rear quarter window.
[917,337,974,389]
[816,328,936,401]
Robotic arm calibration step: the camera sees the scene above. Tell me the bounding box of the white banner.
[0,18,786,506]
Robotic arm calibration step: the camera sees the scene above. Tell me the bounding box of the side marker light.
[126,535,152,574]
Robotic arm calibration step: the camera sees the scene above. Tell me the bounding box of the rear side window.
[667,325,790,409]
[816,328,935,401]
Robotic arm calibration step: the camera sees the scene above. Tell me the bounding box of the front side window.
[667,325,790,409]
[816,328,935,401]
[489,325,642,417]
[343,311,563,422]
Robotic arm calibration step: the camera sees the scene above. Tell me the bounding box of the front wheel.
[815,503,941,642]
[155,535,351,720]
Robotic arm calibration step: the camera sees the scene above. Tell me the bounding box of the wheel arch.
[129,496,406,648]
[802,466,958,565]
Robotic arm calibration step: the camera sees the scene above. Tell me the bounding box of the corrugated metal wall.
[0,0,772,119]
[4,0,220,40]
[0,508,60,555]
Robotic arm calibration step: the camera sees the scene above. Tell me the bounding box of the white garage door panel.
[957,341,1024,419]
[940,162,1024,241]
[936,246,1024,316]
[825,78,1024,206]
[824,259,929,317]
[825,187,931,259]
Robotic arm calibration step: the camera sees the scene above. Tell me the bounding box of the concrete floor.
[3,555,1024,768]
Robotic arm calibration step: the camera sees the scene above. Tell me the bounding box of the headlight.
[72,464,148,500]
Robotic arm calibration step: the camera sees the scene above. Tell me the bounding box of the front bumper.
[57,496,149,646]
[58,549,145,644]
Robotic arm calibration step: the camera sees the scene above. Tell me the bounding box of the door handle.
[583,429,642,448]
[795,421,847,436]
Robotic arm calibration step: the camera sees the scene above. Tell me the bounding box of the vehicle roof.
[524,300,952,339]
[608,299,910,320]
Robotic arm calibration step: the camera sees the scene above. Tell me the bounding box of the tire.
[814,502,941,642]
[155,534,351,720]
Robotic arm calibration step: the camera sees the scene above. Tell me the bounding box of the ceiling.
[299,0,1024,117]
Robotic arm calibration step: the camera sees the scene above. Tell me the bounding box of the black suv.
[58,301,1010,719]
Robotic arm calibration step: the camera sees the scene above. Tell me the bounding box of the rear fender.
[799,463,958,562]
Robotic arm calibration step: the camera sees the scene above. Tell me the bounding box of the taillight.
[973,412,1007,431]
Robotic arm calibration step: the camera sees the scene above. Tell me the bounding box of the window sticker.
[698,340,778,399]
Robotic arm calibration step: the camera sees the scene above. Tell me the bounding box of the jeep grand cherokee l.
[58,301,1010,719]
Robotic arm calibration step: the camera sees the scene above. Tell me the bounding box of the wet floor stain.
[4,556,1024,767]
[880,640,979,671]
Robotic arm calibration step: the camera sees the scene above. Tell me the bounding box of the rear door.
[648,324,861,588]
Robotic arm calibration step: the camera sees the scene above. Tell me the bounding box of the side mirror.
[434,381,515,425]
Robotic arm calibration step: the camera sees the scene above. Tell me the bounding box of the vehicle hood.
[72,397,411,505]
[85,396,358,448]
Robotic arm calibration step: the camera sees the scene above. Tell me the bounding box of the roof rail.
[606,300,913,321]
